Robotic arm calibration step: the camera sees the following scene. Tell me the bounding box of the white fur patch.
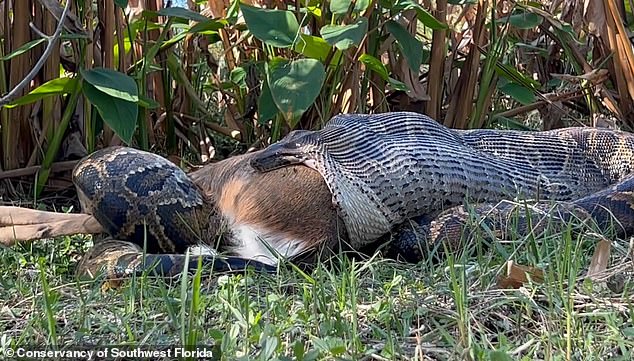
[187,244,218,256]
[229,223,306,266]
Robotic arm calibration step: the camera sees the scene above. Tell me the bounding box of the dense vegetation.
[1,0,634,359]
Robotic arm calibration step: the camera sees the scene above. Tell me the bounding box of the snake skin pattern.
[72,112,634,278]
[73,147,275,277]
[251,112,634,248]
[387,173,634,262]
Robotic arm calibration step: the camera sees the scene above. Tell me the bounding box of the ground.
[1,214,634,360]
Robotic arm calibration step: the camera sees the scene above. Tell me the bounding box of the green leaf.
[114,0,128,7]
[0,38,47,60]
[266,58,326,127]
[359,54,388,80]
[495,63,541,88]
[114,25,138,62]
[488,350,513,361]
[158,7,209,22]
[498,82,535,105]
[258,80,279,123]
[330,0,351,14]
[83,82,138,144]
[330,0,370,15]
[137,94,160,109]
[388,77,409,91]
[241,4,299,48]
[394,0,448,30]
[502,11,543,29]
[81,68,139,102]
[230,67,247,89]
[188,19,227,34]
[294,34,332,62]
[6,77,78,108]
[320,18,368,50]
[622,327,634,337]
[386,20,422,72]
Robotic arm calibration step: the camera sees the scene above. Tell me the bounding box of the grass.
[1,216,634,360]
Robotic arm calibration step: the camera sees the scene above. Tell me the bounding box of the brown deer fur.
[190,151,346,264]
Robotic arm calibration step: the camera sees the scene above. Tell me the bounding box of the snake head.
[250,130,321,172]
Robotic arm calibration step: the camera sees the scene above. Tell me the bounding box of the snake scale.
[73,112,634,279]
[73,147,277,279]
[251,112,634,248]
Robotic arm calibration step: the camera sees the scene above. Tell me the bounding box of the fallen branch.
[0,206,103,246]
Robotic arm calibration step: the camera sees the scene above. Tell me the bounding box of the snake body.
[73,147,279,277]
[73,147,216,253]
[72,112,634,279]
[250,112,634,248]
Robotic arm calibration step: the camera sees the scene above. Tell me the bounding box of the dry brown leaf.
[497,260,545,289]
[586,238,612,280]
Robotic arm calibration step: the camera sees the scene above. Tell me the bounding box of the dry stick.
[0,0,72,106]
[0,206,103,246]
[0,206,94,225]
[0,159,78,180]
[494,90,585,119]
[0,218,103,246]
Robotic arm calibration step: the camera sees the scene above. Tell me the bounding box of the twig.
[494,90,585,119]
[0,0,72,106]
[0,159,78,180]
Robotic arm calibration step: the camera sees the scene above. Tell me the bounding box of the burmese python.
[73,147,276,279]
[73,112,634,279]
[251,112,634,248]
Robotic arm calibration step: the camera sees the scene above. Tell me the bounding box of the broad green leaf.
[498,82,535,105]
[386,20,422,72]
[305,5,322,17]
[158,7,209,22]
[502,11,543,29]
[320,18,368,50]
[394,0,448,30]
[388,77,409,91]
[359,54,388,80]
[241,4,299,48]
[6,77,78,108]
[81,68,139,102]
[83,82,138,144]
[330,0,351,14]
[266,58,326,126]
[188,19,227,34]
[0,38,46,60]
[295,34,331,61]
[114,0,128,7]
[330,0,370,14]
[258,80,279,123]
